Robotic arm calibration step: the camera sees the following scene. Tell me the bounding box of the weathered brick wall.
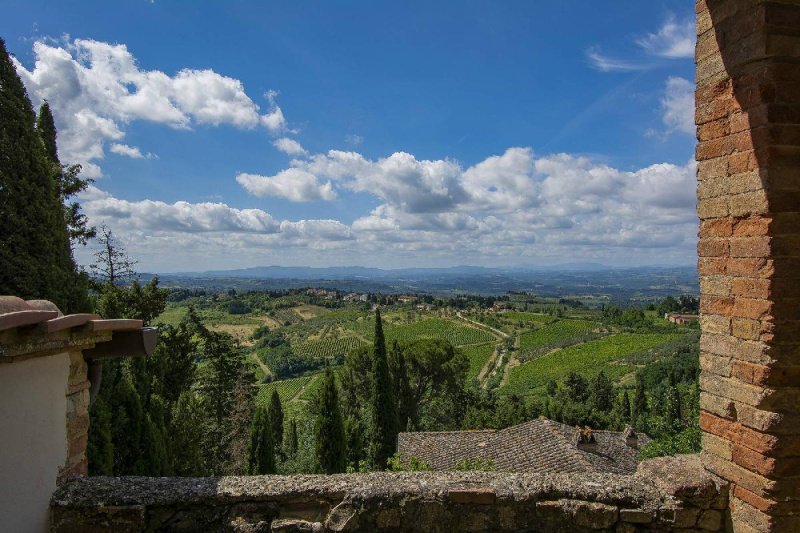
[50,455,727,533]
[696,0,800,531]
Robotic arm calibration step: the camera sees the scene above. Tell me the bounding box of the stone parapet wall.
[50,455,727,532]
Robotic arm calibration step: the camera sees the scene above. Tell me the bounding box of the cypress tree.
[37,102,92,313]
[286,418,299,458]
[87,395,114,475]
[36,102,59,163]
[368,308,398,470]
[314,368,346,474]
[269,390,284,457]
[227,367,256,474]
[621,389,632,422]
[37,101,95,247]
[589,371,614,412]
[632,376,648,428]
[664,371,683,430]
[389,340,412,431]
[0,38,74,308]
[108,369,145,475]
[170,391,204,476]
[247,405,275,474]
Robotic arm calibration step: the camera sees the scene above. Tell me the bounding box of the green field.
[346,318,496,346]
[517,319,602,361]
[154,305,188,327]
[298,373,325,401]
[504,333,677,397]
[257,375,313,405]
[501,311,555,325]
[292,336,367,360]
[461,343,496,382]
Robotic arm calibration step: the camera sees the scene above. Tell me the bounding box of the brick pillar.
[58,349,90,483]
[696,1,800,531]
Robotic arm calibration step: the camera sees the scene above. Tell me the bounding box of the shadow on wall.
[697,2,800,532]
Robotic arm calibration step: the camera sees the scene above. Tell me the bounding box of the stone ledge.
[50,458,729,532]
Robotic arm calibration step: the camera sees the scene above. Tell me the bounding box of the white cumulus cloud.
[273,137,308,156]
[109,143,151,159]
[236,169,336,202]
[637,16,695,58]
[13,38,287,176]
[661,76,695,136]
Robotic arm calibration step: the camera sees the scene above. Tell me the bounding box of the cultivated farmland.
[504,333,678,397]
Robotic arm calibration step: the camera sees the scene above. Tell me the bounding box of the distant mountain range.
[163,263,640,280]
[144,264,699,301]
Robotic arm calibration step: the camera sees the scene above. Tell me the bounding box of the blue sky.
[3,1,698,271]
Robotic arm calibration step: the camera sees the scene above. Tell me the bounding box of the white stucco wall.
[0,352,69,533]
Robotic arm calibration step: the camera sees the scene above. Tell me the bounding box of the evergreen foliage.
[86,395,114,475]
[0,40,89,312]
[196,327,249,474]
[619,390,632,422]
[367,309,398,470]
[632,376,648,428]
[86,244,255,476]
[389,340,413,431]
[227,368,256,474]
[169,391,204,475]
[663,371,683,430]
[248,405,275,474]
[286,418,299,457]
[269,390,284,456]
[314,368,346,474]
[589,371,614,412]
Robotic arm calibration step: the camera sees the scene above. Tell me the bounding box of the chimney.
[574,426,597,453]
[623,425,638,448]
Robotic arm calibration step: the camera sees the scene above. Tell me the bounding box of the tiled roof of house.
[398,418,650,474]
[0,296,153,361]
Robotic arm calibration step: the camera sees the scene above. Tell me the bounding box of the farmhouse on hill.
[665,313,699,325]
[398,418,649,474]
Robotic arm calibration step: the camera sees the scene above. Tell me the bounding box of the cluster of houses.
[305,288,368,302]
[302,289,438,310]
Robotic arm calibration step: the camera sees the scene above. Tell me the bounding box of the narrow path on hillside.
[250,352,272,380]
[500,336,521,387]
[482,344,507,389]
[456,312,508,339]
[292,374,319,403]
[477,345,500,384]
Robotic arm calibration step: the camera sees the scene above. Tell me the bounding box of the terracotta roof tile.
[398,418,650,474]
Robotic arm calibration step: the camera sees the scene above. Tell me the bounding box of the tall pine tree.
[368,308,398,470]
[314,368,346,474]
[0,39,87,311]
